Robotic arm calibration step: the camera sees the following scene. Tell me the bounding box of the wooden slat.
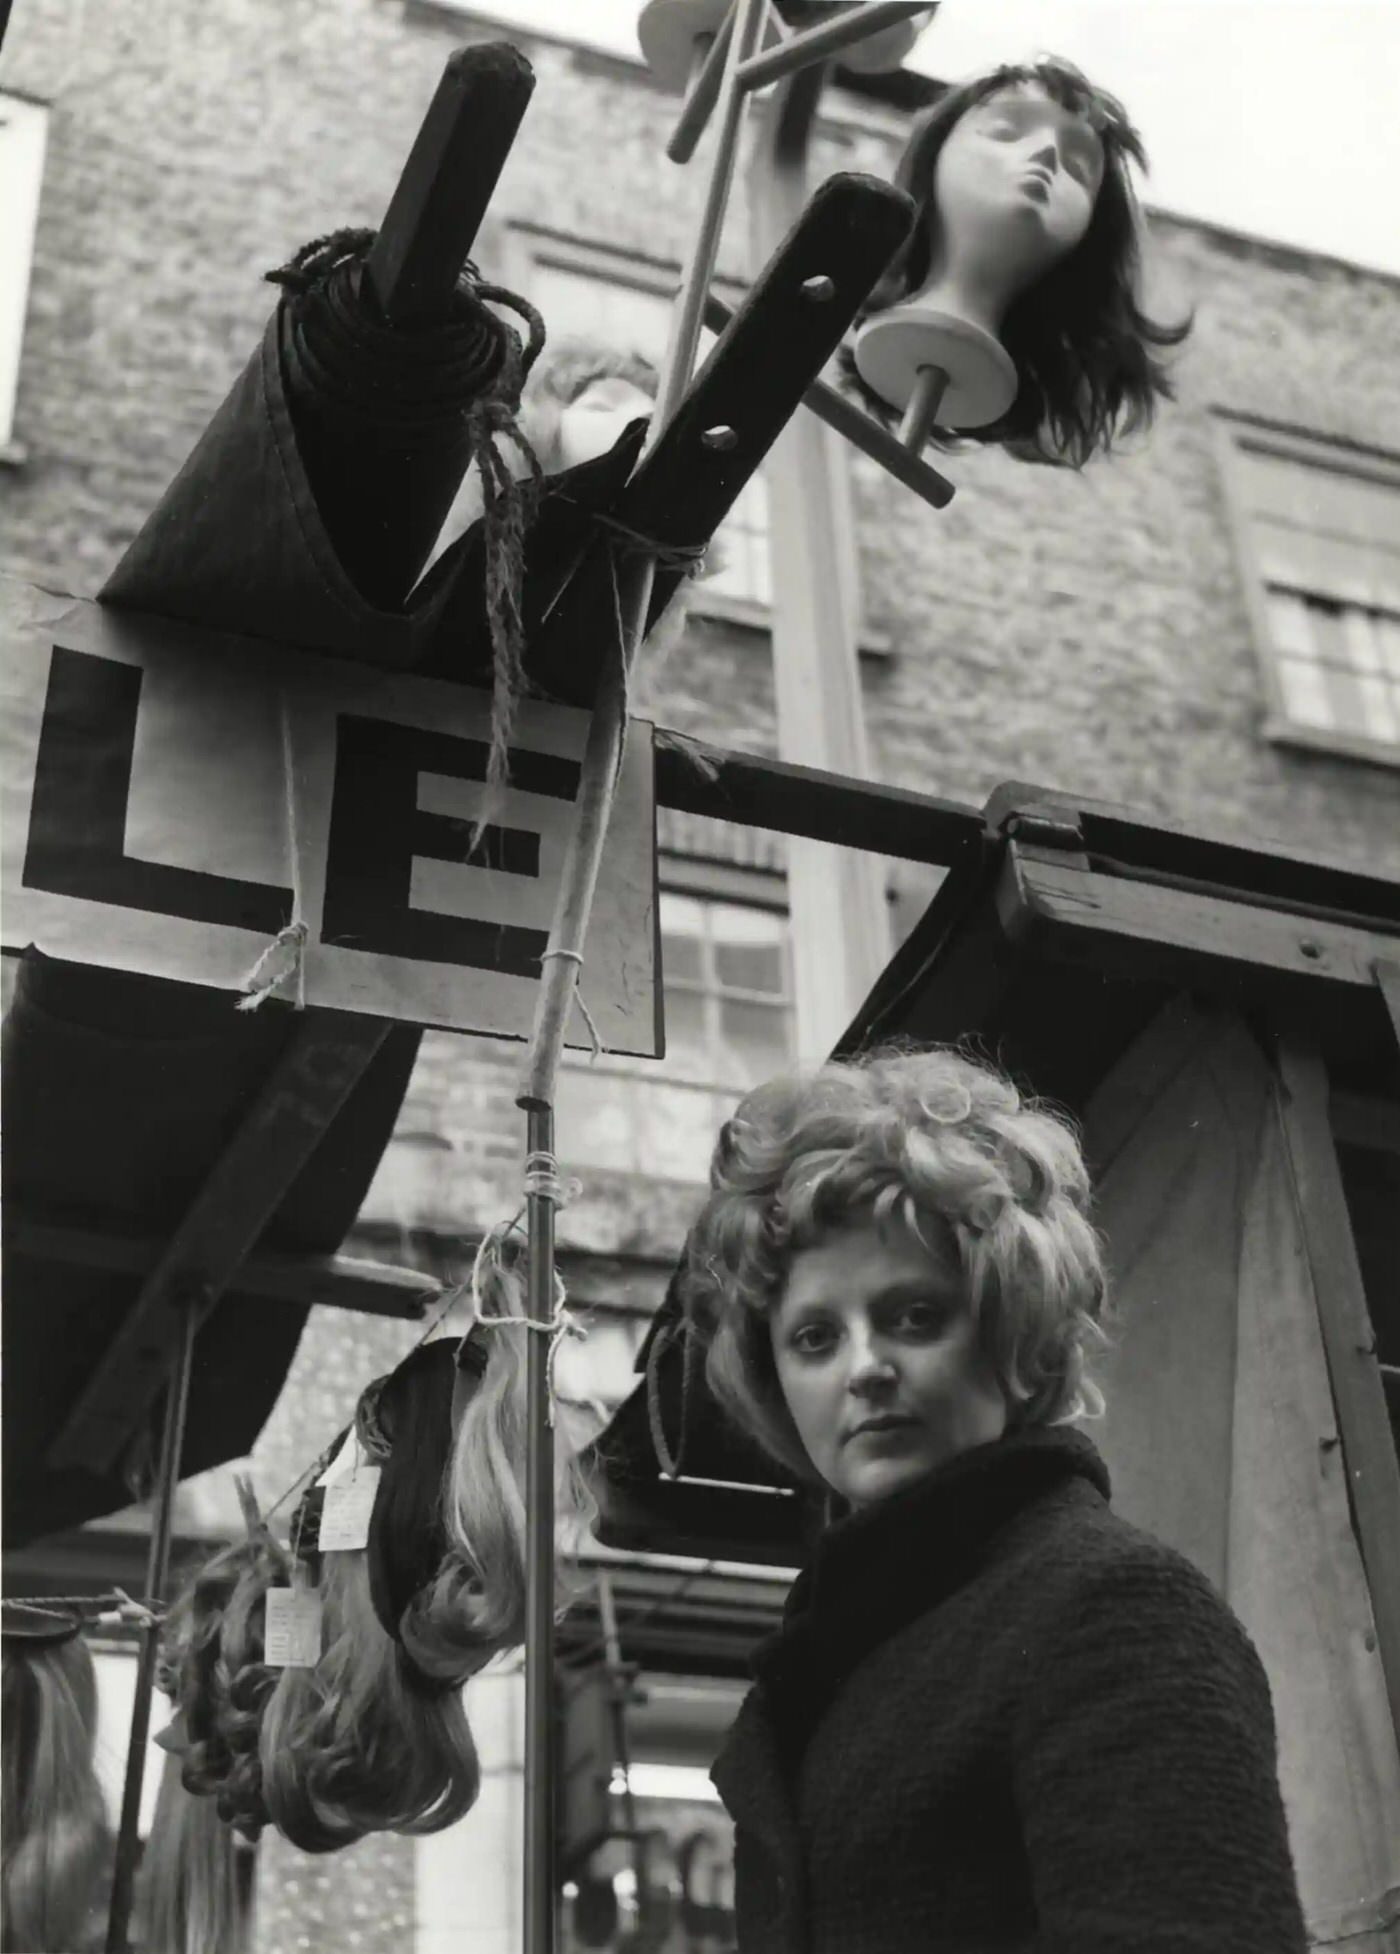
[365,44,535,326]
[703,293,955,511]
[654,728,984,867]
[6,1217,437,1319]
[1004,847,1399,992]
[1275,1036,1400,1757]
[529,171,917,702]
[48,1012,391,1473]
[1228,1069,1400,1932]
[1376,957,1400,1053]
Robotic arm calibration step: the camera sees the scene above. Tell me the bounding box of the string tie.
[523,1149,564,1204]
[589,509,710,575]
[238,699,307,1011]
[537,948,603,1060]
[237,921,307,1012]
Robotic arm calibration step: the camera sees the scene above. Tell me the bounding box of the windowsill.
[0,438,29,468]
[1263,715,1400,771]
[690,588,893,658]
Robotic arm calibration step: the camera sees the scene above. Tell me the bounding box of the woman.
[680,1048,1307,1952]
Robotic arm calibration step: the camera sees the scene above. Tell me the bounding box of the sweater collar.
[750,1426,1109,1732]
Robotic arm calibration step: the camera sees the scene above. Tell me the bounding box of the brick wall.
[4,2,1399,1944]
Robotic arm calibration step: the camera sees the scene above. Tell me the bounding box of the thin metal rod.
[702,293,955,510]
[523,1103,558,1954]
[596,1574,639,1837]
[104,1297,198,1954]
[649,0,772,439]
[666,17,731,166]
[737,1,926,92]
[899,363,950,450]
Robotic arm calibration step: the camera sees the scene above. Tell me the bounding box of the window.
[0,94,48,459]
[1219,418,1400,764]
[660,891,791,1089]
[555,880,794,1185]
[517,240,773,612]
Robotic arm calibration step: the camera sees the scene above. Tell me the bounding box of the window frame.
[559,857,792,1087]
[1214,411,1400,769]
[0,91,49,464]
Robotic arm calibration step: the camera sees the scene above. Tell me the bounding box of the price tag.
[264,1585,323,1667]
[318,1466,382,1552]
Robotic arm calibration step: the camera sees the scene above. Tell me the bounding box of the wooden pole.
[104,1298,197,1954]
[747,60,892,1058]
[1275,1034,1400,1757]
[513,10,768,1945]
[736,2,927,92]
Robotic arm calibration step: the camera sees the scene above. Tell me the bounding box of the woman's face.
[933,81,1105,267]
[770,1215,1006,1508]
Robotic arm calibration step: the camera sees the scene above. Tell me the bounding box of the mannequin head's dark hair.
[848,57,1190,465]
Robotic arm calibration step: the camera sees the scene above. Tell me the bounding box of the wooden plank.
[530,171,916,703]
[654,728,984,867]
[1275,1036,1400,1759]
[1376,957,1400,1052]
[703,293,954,511]
[48,1011,391,1473]
[365,44,535,326]
[985,781,1400,930]
[1003,847,1399,992]
[1229,1065,1400,1934]
[6,1218,437,1319]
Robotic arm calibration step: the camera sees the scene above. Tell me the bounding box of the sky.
[468,0,1400,277]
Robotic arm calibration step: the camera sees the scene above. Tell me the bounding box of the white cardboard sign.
[0,577,660,1053]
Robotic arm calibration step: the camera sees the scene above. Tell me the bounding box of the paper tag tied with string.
[264,1571,323,1668]
[318,1468,382,1552]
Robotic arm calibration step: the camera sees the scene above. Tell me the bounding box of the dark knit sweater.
[710,1427,1307,1954]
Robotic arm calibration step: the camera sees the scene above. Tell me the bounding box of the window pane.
[714,936,786,995]
[717,997,791,1087]
[662,986,709,1071]
[1276,656,1334,729]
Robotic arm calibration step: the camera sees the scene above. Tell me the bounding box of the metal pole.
[596,1572,639,1843]
[747,59,893,1057]
[517,555,655,1954]
[899,364,950,450]
[666,15,733,166]
[652,0,773,435]
[514,9,771,1943]
[736,1,926,92]
[523,1101,559,1954]
[104,1294,198,1954]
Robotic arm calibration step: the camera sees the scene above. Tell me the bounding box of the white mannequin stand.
[854,305,1018,449]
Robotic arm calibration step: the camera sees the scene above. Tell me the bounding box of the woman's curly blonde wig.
[681,1046,1109,1485]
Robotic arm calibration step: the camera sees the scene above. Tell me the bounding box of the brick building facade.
[4,1,1399,1949]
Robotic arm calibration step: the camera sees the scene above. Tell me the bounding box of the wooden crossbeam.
[8,1218,437,1319]
[48,1012,390,1473]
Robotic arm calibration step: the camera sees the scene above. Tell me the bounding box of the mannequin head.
[852,57,1189,464]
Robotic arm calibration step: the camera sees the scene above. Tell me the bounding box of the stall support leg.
[104,1293,198,1954]
[523,1102,559,1954]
